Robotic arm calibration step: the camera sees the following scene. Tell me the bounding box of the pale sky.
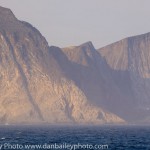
[0,0,150,48]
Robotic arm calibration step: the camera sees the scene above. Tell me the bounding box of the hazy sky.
[0,0,150,48]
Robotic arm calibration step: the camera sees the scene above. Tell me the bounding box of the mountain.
[0,6,124,124]
[98,33,150,123]
[0,6,150,125]
[53,33,150,124]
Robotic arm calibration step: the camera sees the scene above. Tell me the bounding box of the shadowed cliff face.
[62,42,136,123]
[0,6,124,125]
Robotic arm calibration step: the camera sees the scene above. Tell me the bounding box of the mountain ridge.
[0,6,125,125]
[0,6,150,124]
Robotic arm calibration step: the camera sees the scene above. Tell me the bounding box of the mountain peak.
[0,6,16,20]
[62,41,95,51]
[0,6,18,33]
[79,41,95,50]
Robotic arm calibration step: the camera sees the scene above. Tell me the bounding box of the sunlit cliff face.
[0,6,150,125]
[0,6,125,125]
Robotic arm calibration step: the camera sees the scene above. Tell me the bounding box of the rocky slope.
[99,33,150,123]
[0,6,124,124]
[1,6,150,125]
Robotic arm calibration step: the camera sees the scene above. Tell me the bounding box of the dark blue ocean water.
[0,125,150,150]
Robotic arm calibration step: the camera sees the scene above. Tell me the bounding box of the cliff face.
[1,6,150,125]
[99,33,150,123]
[0,6,124,124]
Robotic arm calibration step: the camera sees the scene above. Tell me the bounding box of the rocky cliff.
[1,6,150,125]
[99,33,150,123]
[0,6,124,124]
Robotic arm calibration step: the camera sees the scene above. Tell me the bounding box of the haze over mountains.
[0,6,150,124]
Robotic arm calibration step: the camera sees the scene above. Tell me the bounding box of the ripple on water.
[0,125,150,150]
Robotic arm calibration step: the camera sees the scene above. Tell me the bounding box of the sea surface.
[0,125,150,150]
